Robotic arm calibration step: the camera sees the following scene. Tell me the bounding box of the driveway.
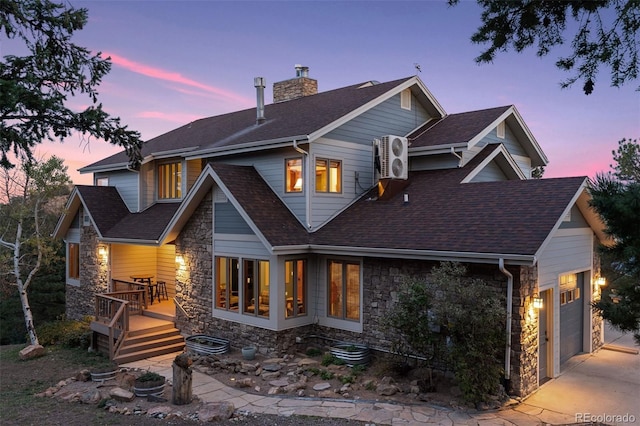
[513,323,639,425]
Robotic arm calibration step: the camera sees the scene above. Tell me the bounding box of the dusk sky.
[16,1,640,184]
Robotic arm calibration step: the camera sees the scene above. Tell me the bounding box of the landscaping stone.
[109,387,135,402]
[313,382,331,391]
[19,344,45,360]
[197,402,234,422]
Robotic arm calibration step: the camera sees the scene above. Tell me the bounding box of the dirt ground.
[0,344,466,425]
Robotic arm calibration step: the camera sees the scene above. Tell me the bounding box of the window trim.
[327,259,361,322]
[285,259,307,319]
[157,160,183,200]
[315,157,342,194]
[215,256,271,319]
[285,157,303,194]
[67,242,80,286]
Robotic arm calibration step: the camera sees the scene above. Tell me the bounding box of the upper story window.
[158,162,182,199]
[285,158,303,193]
[315,158,341,193]
[96,177,109,186]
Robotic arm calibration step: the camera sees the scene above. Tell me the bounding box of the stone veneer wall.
[273,77,318,103]
[65,211,109,320]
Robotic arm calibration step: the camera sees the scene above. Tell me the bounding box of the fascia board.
[100,238,160,245]
[409,142,468,156]
[460,145,526,183]
[510,106,548,165]
[467,107,515,149]
[79,163,129,174]
[277,244,537,265]
[186,136,309,160]
[52,188,81,238]
[307,76,446,142]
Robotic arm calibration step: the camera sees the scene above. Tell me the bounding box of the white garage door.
[559,273,584,365]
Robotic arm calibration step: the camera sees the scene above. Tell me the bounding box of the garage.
[559,272,584,365]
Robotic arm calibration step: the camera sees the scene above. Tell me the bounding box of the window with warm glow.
[215,257,239,311]
[243,259,270,318]
[158,162,182,199]
[285,158,303,193]
[315,158,341,193]
[68,242,80,280]
[328,260,360,321]
[285,259,306,318]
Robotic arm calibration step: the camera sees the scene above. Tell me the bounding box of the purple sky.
[22,1,640,184]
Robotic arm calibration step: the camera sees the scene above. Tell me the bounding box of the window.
[328,260,360,321]
[96,177,109,186]
[158,162,182,199]
[243,259,270,317]
[68,242,80,281]
[285,259,306,318]
[215,256,270,318]
[315,159,341,193]
[400,88,411,110]
[285,158,303,193]
[215,257,239,311]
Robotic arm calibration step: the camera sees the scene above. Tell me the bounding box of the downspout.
[293,139,311,229]
[499,258,513,393]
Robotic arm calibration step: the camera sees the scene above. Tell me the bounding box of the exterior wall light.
[595,277,606,286]
[532,296,543,310]
[98,246,107,257]
[176,255,185,266]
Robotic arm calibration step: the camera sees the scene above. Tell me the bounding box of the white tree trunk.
[13,222,40,346]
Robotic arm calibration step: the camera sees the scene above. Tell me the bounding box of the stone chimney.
[273,64,318,103]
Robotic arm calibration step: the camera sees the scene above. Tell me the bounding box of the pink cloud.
[104,52,253,106]
[137,111,204,124]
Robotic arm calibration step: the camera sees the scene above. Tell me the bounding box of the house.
[54,65,608,397]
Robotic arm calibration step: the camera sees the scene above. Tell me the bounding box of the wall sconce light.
[176,255,185,266]
[595,277,606,287]
[98,246,107,257]
[533,296,543,310]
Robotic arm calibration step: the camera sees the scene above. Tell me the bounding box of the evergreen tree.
[590,138,640,344]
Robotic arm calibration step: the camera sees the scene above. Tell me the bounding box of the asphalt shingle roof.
[85,77,414,170]
[77,186,179,241]
[409,105,511,148]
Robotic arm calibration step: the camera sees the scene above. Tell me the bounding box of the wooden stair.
[113,322,185,364]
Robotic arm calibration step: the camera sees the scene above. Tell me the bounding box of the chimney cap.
[294,64,309,78]
[254,77,266,88]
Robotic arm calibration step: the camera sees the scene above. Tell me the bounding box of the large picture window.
[158,161,182,199]
[285,158,303,193]
[315,158,341,193]
[243,259,270,317]
[68,242,80,281]
[285,259,306,318]
[328,260,360,321]
[215,257,239,311]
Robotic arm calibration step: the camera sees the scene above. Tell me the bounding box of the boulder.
[109,387,135,402]
[376,383,399,396]
[197,402,234,422]
[19,344,45,360]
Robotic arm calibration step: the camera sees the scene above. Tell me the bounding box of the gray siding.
[478,124,528,156]
[97,170,139,212]
[139,162,154,210]
[560,205,590,229]
[470,160,508,182]
[214,201,254,234]
[213,236,270,257]
[325,93,431,145]
[309,140,374,228]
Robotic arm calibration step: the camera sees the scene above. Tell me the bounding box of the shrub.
[305,347,322,357]
[321,354,336,366]
[36,316,92,348]
[319,370,334,380]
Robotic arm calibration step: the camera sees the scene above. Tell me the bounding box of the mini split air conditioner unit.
[378,135,408,179]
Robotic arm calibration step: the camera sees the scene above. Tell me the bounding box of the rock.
[298,358,319,367]
[261,371,281,380]
[380,376,396,385]
[198,402,235,422]
[109,387,135,402]
[284,382,306,392]
[148,406,172,417]
[318,390,335,398]
[19,344,45,360]
[117,372,136,390]
[235,378,254,388]
[313,382,331,391]
[268,379,289,388]
[267,387,284,395]
[263,357,284,364]
[76,369,91,382]
[80,389,102,404]
[241,362,259,372]
[376,383,399,396]
[262,363,281,372]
